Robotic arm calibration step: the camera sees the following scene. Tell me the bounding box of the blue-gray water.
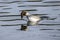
[0,0,60,40]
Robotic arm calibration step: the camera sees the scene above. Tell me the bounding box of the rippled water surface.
[0,0,60,40]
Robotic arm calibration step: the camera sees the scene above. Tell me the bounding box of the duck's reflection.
[20,24,27,31]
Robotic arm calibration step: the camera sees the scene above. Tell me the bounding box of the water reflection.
[26,0,42,2]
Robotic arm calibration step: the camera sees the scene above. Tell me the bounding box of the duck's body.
[28,15,40,22]
[27,15,41,25]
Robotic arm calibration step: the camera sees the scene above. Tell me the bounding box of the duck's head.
[21,10,30,16]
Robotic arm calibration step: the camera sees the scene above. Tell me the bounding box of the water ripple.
[0,6,8,7]
[0,12,10,14]
[18,5,60,7]
[3,8,12,10]
[40,29,54,30]
[19,9,37,11]
[43,1,60,3]
[0,19,24,21]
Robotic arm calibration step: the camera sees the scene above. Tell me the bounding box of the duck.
[20,11,56,26]
[20,10,41,26]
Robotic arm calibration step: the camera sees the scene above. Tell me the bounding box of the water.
[0,0,60,40]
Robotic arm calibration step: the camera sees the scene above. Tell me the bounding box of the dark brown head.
[21,10,27,16]
[20,10,30,19]
[21,10,30,16]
